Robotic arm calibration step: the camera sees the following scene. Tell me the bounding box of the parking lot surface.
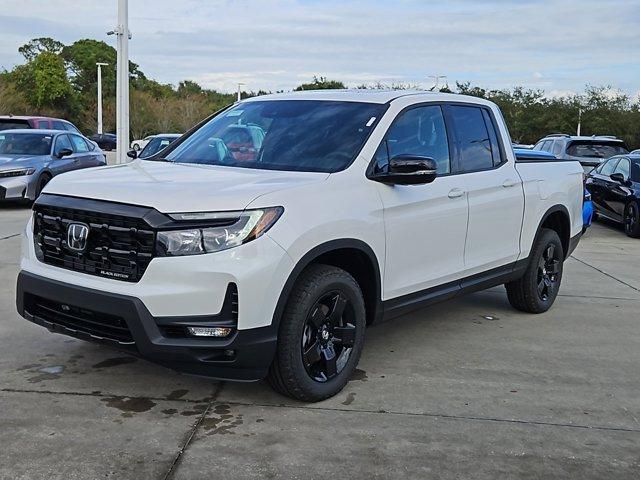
[1,203,639,479]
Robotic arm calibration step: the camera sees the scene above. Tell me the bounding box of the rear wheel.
[624,202,640,238]
[505,228,564,313]
[268,264,366,402]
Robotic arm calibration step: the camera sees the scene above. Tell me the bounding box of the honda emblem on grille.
[66,223,90,253]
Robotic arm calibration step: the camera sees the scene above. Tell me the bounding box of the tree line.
[1,37,638,148]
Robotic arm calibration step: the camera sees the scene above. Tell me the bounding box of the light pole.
[108,0,131,163]
[428,75,447,91]
[96,62,109,134]
[237,83,245,102]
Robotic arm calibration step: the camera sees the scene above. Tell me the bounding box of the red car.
[0,116,82,135]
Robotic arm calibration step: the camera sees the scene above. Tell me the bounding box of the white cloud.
[0,0,638,94]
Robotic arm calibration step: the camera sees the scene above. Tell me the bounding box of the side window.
[37,120,49,129]
[552,141,563,156]
[63,122,81,134]
[533,141,545,151]
[52,121,65,130]
[481,109,503,166]
[70,134,89,153]
[613,158,630,179]
[600,158,619,176]
[449,105,493,172]
[373,105,451,175]
[54,134,73,155]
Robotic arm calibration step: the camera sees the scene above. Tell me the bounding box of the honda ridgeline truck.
[16,91,584,401]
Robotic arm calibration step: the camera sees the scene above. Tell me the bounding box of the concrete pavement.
[0,206,639,479]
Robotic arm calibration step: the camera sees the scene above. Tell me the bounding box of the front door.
[372,104,468,300]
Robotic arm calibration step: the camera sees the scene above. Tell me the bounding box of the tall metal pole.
[577,108,582,136]
[428,75,447,91]
[115,0,130,163]
[96,62,108,134]
[237,83,245,102]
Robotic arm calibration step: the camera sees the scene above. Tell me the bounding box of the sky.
[0,0,638,97]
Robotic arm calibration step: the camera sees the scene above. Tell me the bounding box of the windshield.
[163,100,386,173]
[140,136,177,158]
[566,141,629,158]
[0,132,52,155]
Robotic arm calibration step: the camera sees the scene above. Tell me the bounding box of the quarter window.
[37,120,49,129]
[449,105,493,172]
[373,105,451,175]
[552,141,563,156]
[70,134,89,153]
[52,121,65,130]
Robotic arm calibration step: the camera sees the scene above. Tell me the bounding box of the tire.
[591,209,599,222]
[34,173,51,200]
[624,202,640,238]
[267,264,366,402]
[505,228,564,313]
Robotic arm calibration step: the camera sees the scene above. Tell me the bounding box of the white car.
[130,135,155,151]
[17,90,584,401]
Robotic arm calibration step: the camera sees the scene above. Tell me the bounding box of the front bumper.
[0,175,33,201]
[16,271,277,381]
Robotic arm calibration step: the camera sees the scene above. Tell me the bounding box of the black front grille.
[24,293,134,344]
[33,202,156,282]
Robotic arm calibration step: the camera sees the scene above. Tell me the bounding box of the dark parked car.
[89,133,117,151]
[0,115,82,134]
[534,134,629,172]
[585,154,640,237]
[0,129,106,202]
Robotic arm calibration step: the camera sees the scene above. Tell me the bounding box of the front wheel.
[505,228,564,313]
[624,203,640,238]
[267,264,366,402]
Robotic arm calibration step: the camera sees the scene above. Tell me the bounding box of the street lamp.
[96,62,109,134]
[237,83,245,102]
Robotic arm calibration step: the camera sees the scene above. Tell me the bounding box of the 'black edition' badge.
[66,223,89,253]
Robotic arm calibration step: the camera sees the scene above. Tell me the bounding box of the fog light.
[186,326,233,337]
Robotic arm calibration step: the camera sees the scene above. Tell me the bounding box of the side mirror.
[610,172,627,184]
[127,149,138,159]
[371,155,438,185]
[56,148,73,159]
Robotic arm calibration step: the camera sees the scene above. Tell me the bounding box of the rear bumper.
[16,271,277,381]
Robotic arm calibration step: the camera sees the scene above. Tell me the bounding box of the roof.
[0,115,64,121]
[241,89,488,105]
[543,134,625,142]
[0,128,63,135]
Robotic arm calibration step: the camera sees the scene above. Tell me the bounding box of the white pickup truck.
[16,90,584,401]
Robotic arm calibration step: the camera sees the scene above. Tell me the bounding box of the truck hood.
[43,159,329,212]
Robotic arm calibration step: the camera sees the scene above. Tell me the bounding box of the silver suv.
[533,134,629,172]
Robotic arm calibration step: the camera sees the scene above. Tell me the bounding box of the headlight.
[156,207,283,256]
[0,168,36,178]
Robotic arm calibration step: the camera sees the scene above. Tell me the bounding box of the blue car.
[0,129,106,202]
[513,148,593,232]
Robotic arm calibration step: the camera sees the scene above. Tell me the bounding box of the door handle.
[502,179,518,188]
[448,188,465,199]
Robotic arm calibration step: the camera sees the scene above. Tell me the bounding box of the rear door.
[446,104,524,275]
[69,134,96,168]
[591,158,621,218]
[608,157,632,217]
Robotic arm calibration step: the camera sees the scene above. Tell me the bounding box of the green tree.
[294,76,346,91]
[18,37,64,61]
[13,51,75,109]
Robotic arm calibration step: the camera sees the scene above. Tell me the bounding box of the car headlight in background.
[156,207,284,256]
[0,168,36,178]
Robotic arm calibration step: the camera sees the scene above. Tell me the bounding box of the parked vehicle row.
[0,130,106,202]
[586,153,640,237]
[16,90,584,401]
[533,133,629,173]
[0,115,82,135]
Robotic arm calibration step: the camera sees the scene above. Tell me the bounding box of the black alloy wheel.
[624,203,640,238]
[301,291,356,382]
[536,243,561,301]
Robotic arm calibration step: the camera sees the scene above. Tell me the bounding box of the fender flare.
[530,204,571,258]
[270,238,383,330]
